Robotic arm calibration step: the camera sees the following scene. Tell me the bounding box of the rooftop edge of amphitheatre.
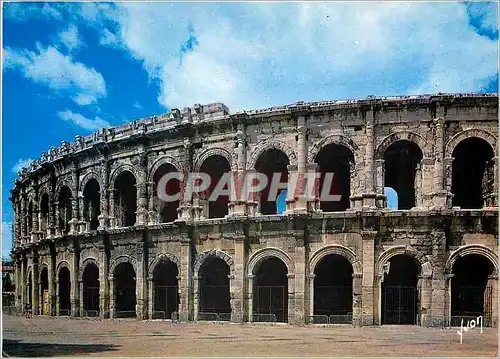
[10,92,499,188]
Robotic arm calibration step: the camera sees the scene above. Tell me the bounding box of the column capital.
[433,117,445,127]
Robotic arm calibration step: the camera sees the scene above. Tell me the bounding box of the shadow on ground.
[3,339,118,357]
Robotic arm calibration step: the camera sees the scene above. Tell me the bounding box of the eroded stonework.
[11,94,499,326]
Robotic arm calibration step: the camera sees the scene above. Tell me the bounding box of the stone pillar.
[361,230,376,325]
[99,245,109,318]
[230,232,245,322]
[418,274,432,326]
[98,159,110,229]
[444,157,454,208]
[179,238,191,321]
[193,274,200,321]
[293,241,306,324]
[375,159,386,208]
[54,201,61,236]
[108,277,115,318]
[285,165,298,214]
[414,162,423,208]
[148,277,154,319]
[48,194,55,237]
[444,273,453,326]
[21,197,27,240]
[229,125,247,216]
[247,274,254,321]
[363,108,377,208]
[486,274,498,327]
[136,239,146,319]
[21,257,27,308]
[294,116,308,213]
[32,257,39,315]
[32,187,40,241]
[177,138,193,221]
[108,190,116,228]
[15,258,22,309]
[69,170,79,234]
[55,279,60,316]
[79,279,84,315]
[48,257,55,316]
[287,273,295,324]
[136,151,148,225]
[352,273,363,327]
[431,117,446,209]
[71,249,79,316]
[147,182,158,225]
[78,194,85,233]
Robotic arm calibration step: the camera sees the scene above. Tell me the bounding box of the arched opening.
[114,262,136,317]
[82,263,100,317]
[198,257,231,319]
[153,260,179,319]
[451,254,494,326]
[58,267,71,316]
[315,144,354,212]
[153,163,180,223]
[27,200,33,235]
[313,254,353,324]
[40,267,49,315]
[40,193,49,236]
[452,138,494,209]
[199,156,231,219]
[381,254,419,325]
[255,149,289,215]
[384,140,423,210]
[384,187,398,210]
[83,179,101,231]
[114,171,137,227]
[58,186,72,234]
[253,257,288,323]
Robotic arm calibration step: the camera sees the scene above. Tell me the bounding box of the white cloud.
[4,44,106,106]
[2,222,13,260]
[58,110,110,131]
[90,2,497,111]
[12,158,33,173]
[3,2,62,22]
[133,101,143,110]
[58,24,82,52]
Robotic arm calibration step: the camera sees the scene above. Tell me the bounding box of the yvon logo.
[456,316,483,344]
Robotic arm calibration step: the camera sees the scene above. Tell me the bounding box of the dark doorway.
[198,257,231,319]
[315,144,354,212]
[82,263,100,316]
[153,163,180,223]
[384,140,423,210]
[153,260,179,319]
[58,267,71,316]
[253,257,288,323]
[452,138,494,209]
[83,179,101,230]
[40,267,49,315]
[451,254,494,326]
[200,156,231,219]
[381,255,419,325]
[114,262,136,317]
[114,171,137,227]
[255,149,289,215]
[314,254,353,323]
[27,271,33,307]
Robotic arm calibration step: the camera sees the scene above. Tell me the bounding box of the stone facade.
[10,93,499,326]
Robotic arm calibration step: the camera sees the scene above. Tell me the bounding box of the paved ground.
[2,315,498,357]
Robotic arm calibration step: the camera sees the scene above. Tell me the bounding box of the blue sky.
[2,2,498,259]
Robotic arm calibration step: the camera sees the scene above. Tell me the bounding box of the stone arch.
[38,262,49,281]
[308,134,361,164]
[193,249,235,276]
[108,255,137,279]
[309,245,362,275]
[193,148,233,172]
[148,156,183,183]
[109,164,138,189]
[38,186,51,206]
[79,171,103,193]
[445,129,498,158]
[56,260,71,276]
[246,140,297,170]
[78,257,99,282]
[55,178,74,198]
[247,247,294,276]
[375,131,428,160]
[376,245,432,277]
[147,253,181,278]
[445,244,498,275]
